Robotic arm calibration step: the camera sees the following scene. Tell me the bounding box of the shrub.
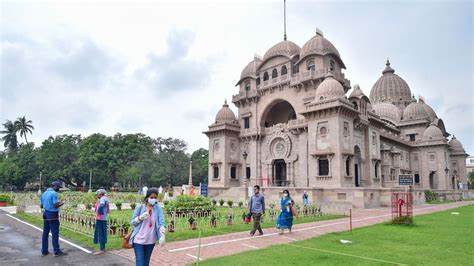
[164,195,215,216]
[131,202,136,210]
[227,200,233,208]
[86,203,92,210]
[219,199,225,206]
[212,199,217,206]
[81,193,96,205]
[116,202,122,211]
[424,190,439,202]
[391,216,414,225]
[0,194,11,202]
[126,193,136,203]
[238,201,243,208]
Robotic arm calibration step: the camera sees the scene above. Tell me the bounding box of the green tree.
[191,148,208,185]
[36,135,83,187]
[77,133,113,188]
[1,120,19,153]
[154,137,189,186]
[14,116,34,144]
[0,143,38,189]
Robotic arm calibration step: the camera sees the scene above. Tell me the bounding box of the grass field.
[15,210,344,251]
[199,205,474,265]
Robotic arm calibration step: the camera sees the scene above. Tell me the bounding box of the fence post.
[349,208,352,233]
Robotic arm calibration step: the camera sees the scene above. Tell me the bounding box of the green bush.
[227,200,233,208]
[238,201,243,208]
[0,194,11,203]
[391,216,414,225]
[115,202,122,211]
[212,199,217,206]
[131,202,136,210]
[219,199,225,206]
[164,195,215,215]
[424,190,439,202]
[86,203,92,210]
[81,193,96,205]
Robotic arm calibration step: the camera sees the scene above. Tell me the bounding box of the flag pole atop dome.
[283,0,287,41]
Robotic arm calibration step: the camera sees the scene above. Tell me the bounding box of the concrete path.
[111,201,472,265]
[0,210,132,266]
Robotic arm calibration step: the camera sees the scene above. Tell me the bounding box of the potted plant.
[238,201,243,208]
[0,194,10,207]
[116,202,122,211]
[219,199,225,207]
[227,200,233,208]
[168,220,175,233]
[209,214,217,227]
[226,213,234,226]
[188,216,197,230]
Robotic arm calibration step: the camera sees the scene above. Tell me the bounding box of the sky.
[1,0,473,155]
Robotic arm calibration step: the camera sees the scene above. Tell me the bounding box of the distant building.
[466,156,474,175]
[204,28,469,207]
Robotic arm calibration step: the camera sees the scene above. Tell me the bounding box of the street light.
[188,154,193,186]
[37,172,42,195]
[242,151,248,199]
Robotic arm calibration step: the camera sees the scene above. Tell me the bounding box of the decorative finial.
[382,59,395,75]
[419,95,425,103]
[223,99,228,107]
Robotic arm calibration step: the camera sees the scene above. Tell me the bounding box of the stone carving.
[266,131,292,159]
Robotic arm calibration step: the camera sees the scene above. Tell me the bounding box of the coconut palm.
[1,120,19,152]
[14,116,34,144]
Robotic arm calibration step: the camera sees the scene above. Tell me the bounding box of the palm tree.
[1,120,19,152]
[15,116,34,144]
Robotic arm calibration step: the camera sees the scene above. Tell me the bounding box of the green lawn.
[15,210,344,251]
[427,199,455,204]
[199,205,474,266]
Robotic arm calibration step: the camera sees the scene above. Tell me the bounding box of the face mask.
[148,198,157,205]
[283,193,288,197]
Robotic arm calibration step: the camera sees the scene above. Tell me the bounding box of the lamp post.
[444,167,449,190]
[37,172,42,195]
[88,170,92,193]
[188,155,193,186]
[242,151,248,200]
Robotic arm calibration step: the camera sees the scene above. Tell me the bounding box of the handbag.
[245,213,252,224]
[290,205,298,217]
[122,205,144,249]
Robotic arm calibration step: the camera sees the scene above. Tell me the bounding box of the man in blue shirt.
[40,181,66,257]
[249,185,265,236]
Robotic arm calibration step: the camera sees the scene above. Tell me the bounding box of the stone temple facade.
[204,29,470,207]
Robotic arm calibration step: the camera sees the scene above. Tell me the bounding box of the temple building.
[204,29,469,207]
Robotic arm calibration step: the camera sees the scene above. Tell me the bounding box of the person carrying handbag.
[248,185,265,237]
[128,188,166,266]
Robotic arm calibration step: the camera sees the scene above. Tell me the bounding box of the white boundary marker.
[281,236,298,241]
[285,243,404,265]
[241,243,259,249]
[169,203,471,253]
[186,253,204,261]
[6,214,92,254]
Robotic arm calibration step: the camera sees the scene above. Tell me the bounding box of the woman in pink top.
[129,188,165,266]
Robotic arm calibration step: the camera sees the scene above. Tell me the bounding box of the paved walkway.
[0,210,132,266]
[111,201,472,265]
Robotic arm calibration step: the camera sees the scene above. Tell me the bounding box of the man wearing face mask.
[129,187,166,266]
[40,181,66,257]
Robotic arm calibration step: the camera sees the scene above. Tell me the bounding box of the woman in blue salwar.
[276,189,293,235]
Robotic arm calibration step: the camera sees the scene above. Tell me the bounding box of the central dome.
[369,60,412,104]
[262,40,300,61]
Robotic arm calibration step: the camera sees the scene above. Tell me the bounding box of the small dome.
[422,123,444,141]
[402,100,437,121]
[315,72,345,101]
[263,40,300,62]
[349,84,365,98]
[215,100,237,123]
[372,102,401,123]
[449,135,465,152]
[240,58,261,80]
[369,60,412,104]
[299,31,345,68]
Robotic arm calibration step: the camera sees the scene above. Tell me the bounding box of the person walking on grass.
[129,187,166,266]
[302,190,309,207]
[93,189,110,255]
[40,181,66,257]
[276,189,294,235]
[249,185,265,236]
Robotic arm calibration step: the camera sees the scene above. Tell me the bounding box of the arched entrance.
[273,159,287,186]
[261,100,297,128]
[354,146,361,187]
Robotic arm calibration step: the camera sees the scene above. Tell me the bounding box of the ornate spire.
[283,0,287,40]
[382,58,395,75]
[223,99,228,107]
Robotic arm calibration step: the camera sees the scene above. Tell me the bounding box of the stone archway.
[260,100,297,128]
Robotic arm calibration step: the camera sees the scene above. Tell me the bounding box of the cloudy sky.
[1,0,473,154]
